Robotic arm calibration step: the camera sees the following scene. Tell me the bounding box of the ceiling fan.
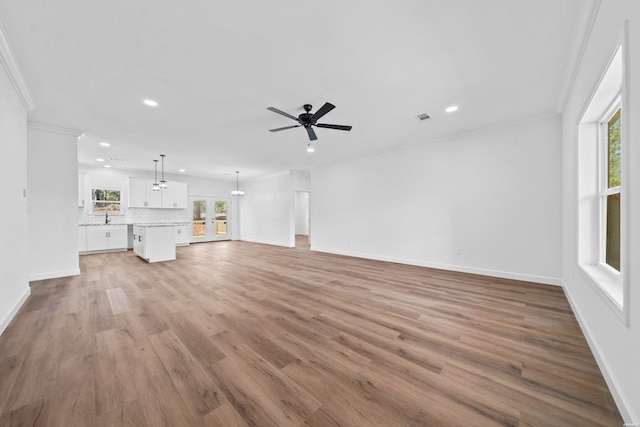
[267,102,352,141]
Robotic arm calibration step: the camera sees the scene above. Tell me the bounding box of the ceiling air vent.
[415,113,430,121]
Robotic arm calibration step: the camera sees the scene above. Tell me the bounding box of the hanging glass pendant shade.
[159,154,168,189]
[152,159,160,191]
[231,171,244,196]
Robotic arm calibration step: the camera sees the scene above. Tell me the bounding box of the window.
[577,43,626,320]
[91,188,122,214]
[602,107,621,271]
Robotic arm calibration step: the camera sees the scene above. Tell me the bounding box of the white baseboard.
[242,238,294,248]
[28,268,80,282]
[0,286,31,336]
[562,284,637,424]
[310,246,563,287]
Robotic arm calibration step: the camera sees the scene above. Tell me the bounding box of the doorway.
[294,191,310,247]
[189,196,231,242]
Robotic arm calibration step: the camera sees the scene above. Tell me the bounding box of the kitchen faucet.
[105,212,111,224]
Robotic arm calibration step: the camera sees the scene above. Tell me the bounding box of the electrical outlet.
[455,248,462,256]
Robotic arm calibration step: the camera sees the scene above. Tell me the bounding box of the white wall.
[561,0,640,422]
[295,191,309,235]
[27,124,81,281]
[311,115,563,285]
[240,171,294,247]
[0,22,32,334]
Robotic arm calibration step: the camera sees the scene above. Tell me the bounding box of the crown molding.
[556,0,602,114]
[0,20,35,111]
[28,121,83,137]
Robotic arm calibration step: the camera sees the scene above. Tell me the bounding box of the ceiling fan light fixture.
[267,102,352,142]
[306,144,315,153]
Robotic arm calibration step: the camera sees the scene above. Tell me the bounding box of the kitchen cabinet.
[175,224,190,246]
[84,225,128,253]
[162,182,188,208]
[128,178,161,208]
[78,226,87,252]
[133,225,176,262]
[128,178,187,209]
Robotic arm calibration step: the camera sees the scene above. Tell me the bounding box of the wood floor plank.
[148,329,225,416]
[0,354,25,414]
[106,287,132,315]
[0,239,624,426]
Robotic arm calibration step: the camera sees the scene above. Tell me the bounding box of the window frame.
[598,99,621,274]
[576,35,629,325]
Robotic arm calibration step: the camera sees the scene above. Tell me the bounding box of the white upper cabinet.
[162,181,188,209]
[128,178,162,208]
[128,178,187,209]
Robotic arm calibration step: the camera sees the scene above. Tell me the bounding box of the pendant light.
[152,160,160,191]
[231,171,244,196]
[159,154,168,189]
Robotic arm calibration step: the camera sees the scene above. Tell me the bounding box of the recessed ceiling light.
[445,106,458,113]
[143,99,158,107]
[104,165,111,168]
[179,169,186,173]
[96,158,104,162]
[99,142,110,147]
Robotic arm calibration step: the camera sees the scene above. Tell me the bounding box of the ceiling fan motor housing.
[298,112,314,125]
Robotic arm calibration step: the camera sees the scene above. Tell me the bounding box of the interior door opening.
[294,191,310,248]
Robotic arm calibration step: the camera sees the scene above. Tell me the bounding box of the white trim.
[310,246,563,287]
[28,268,81,282]
[0,20,35,111]
[619,20,631,327]
[576,29,629,325]
[578,264,624,322]
[0,287,31,336]
[27,121,83,137]
[556,0,601,113]
[562,282,637,423]
[241,238,294,248]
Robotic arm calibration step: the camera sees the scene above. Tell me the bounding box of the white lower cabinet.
[176,224,190,246]
[133,225,176,263]
[81,225,128,254]
[78,226,87,252]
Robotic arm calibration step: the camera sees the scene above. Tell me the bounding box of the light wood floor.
[0,237,623,426]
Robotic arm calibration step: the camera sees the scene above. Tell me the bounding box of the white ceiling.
[0,0,581,181]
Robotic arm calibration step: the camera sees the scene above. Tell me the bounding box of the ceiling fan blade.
[267,107,298,121]
[316,123,352,131]
[306,126,318,141]
[310,102,335,121]
[269,125,301,132]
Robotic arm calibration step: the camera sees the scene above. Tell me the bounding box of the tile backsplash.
[79,207,187,224]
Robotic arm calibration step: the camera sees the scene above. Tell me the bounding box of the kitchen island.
[133,224,176,263]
